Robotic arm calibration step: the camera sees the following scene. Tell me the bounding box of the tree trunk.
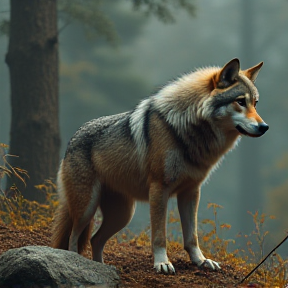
[5,0,60,203]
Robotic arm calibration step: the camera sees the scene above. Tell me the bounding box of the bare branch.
[240,233,288,284]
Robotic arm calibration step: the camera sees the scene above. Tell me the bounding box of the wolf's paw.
[189,246,220,271]
[154,261,176,274]
[199,259,221,270]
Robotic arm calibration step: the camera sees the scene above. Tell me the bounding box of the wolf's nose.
[259,123,269,134]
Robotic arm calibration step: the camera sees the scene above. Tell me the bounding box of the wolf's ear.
[217,58,240,88]
[243,62,263,82]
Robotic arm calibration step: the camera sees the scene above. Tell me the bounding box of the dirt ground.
[0,224,259,288]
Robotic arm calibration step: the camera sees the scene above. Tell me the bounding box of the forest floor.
[0,224,263,288]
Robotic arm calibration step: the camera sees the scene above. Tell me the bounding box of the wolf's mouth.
[236,125,248,135]
[235,125,262,138]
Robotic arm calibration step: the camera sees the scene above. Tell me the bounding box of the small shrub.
[0,144,58,229]
[0,180,58,230]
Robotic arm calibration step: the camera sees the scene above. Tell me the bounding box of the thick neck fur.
[177,119,239,169]
[130,67,241,172]
[152,68,240,166]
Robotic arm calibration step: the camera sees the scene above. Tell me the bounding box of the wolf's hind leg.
[69,181,101,253]
[91,189,135,263]
[177,189,221,270]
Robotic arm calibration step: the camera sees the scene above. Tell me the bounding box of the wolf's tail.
[51,202,93,253]
[51,162,94,254]
[51,201,72,250]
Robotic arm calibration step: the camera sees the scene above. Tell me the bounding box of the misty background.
[1,0,288,255]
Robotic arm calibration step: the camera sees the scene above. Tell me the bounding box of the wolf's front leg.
[149,183,175,274]
[177,189,221,270]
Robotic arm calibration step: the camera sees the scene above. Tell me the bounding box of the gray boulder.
[0,246,120,288]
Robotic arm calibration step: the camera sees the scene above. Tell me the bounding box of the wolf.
[51,58,268,274]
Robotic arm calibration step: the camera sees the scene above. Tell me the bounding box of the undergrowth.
[0,143,288,287]
[0,180,58,230]
[199,204,288,287]
[0,144,58,229]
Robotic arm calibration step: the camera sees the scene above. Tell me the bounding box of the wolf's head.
[211,58,268,138]
[152,58,268,139]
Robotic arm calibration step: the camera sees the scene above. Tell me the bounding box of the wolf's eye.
[236,98,246,107]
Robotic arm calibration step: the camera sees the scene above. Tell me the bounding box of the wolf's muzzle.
[236,123,269,137]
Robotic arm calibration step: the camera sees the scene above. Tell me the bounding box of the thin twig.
[3,154,29,186]
[240,234,288,284]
